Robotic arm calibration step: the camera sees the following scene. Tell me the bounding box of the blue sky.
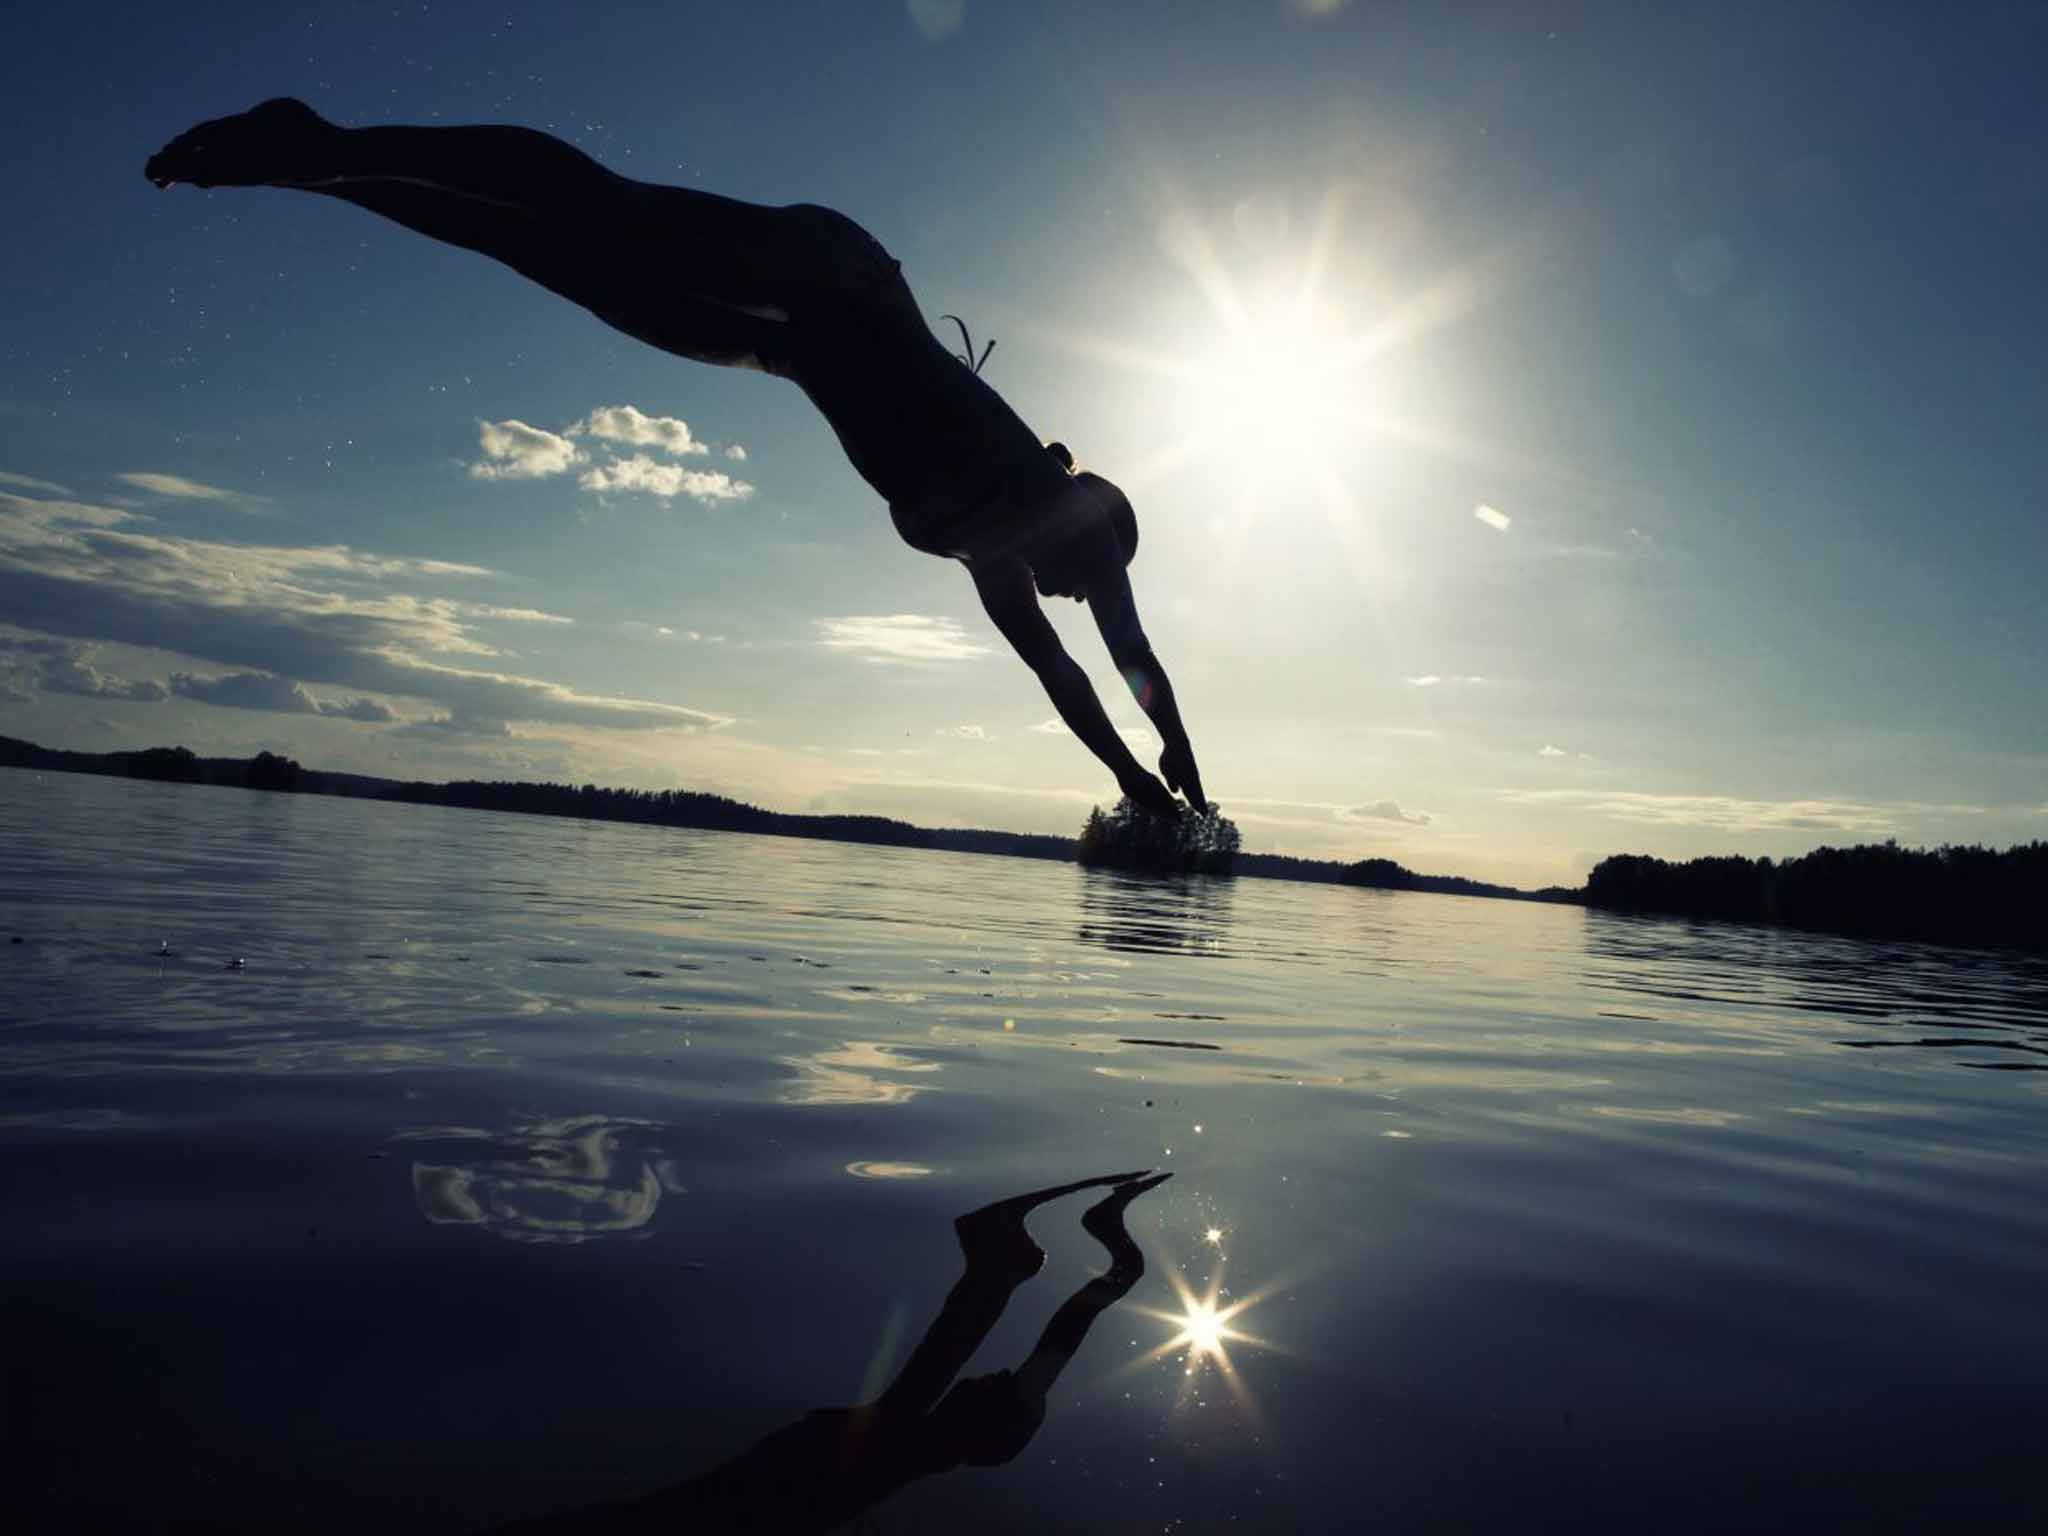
[2,0,2043,887]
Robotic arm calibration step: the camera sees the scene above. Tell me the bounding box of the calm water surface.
[3,769,2044,1532]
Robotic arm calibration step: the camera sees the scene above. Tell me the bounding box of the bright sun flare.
[1177,288,1367,465]
[1174,1297,1231,1356]
[1143,1271,1262,1373]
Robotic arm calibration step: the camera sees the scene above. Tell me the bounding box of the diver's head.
[1031,446,1137,602]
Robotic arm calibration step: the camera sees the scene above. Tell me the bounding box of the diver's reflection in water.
[1076,868,1235,958]
[494,1171,1171,1534]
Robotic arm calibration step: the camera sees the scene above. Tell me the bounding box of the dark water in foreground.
[3,768,2044,1533]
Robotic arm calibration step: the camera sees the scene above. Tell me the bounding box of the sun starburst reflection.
[1134,1263,1273,1384]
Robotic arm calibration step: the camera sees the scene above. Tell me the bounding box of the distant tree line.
[389,776,1070,859]
[1585,841,2048,952]
[0,735,1069,863]
[0,737,304,793]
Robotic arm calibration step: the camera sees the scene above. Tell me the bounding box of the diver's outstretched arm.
[1085,568,1208,809]
[970,559,1181,816]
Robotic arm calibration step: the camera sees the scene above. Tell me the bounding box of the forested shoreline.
[6,736,2039,951]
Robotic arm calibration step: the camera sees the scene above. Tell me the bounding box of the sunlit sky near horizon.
[3,0,2044,889]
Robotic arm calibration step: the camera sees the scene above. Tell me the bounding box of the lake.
[3,767,2044,1532]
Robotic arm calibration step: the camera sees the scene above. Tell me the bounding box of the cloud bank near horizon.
[0,489,730,734]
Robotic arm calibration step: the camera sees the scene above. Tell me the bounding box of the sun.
[1174,281,1370,466]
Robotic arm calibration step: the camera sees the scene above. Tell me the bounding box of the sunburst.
[1006,175,1561,602]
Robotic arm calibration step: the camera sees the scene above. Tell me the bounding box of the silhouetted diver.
[487,1170,1171,1533]
[145,101,1207,817]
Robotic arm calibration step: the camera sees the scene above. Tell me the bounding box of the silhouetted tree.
[1345,857,1416,890]
[1076,798,1239,875]
[245,750,302,792]
[1585,841,2048,951]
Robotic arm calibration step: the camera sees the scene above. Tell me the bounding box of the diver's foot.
[145,98,336,189]
[1080,1171,1169,1249]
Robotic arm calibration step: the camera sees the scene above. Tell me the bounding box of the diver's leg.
[144,100,850,365]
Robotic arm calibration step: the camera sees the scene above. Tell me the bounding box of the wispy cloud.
[0,489,729,733]
[1498,789,1902,835]
[1474,503,1512,532]
[395,711,515,738]
[1029,717,1070,736]
[815,614,990,663]
[1405,673,1487,688]
[455,603,572,625]
[115,471,248,504]
[579,455,752,503]
[937,723,992,740]
[469,420,583,481]
[1230,794,1435,829]
[0,471,74,496]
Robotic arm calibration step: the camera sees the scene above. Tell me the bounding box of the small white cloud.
[579,455,753,503]
[1028,717,1071,735]
[1475,503,1511,532]
[1406,674,1443,687]
[1290,0,1352,15]
[815,615,990,663]
[655,625,675,638]
[1337,800,1432,827]
[937,724,991,740]
[1116,725,1156,749]
[469,420,583,481]
[572,405,708,458]
[1539,744,1568,757]
[907,0,965,40]
[116,472,241,502]
[725,444,748,462]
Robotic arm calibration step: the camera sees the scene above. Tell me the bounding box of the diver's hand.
[146,98,334,189]
[1119,769,1181,819]
[1159,742,1207,812]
